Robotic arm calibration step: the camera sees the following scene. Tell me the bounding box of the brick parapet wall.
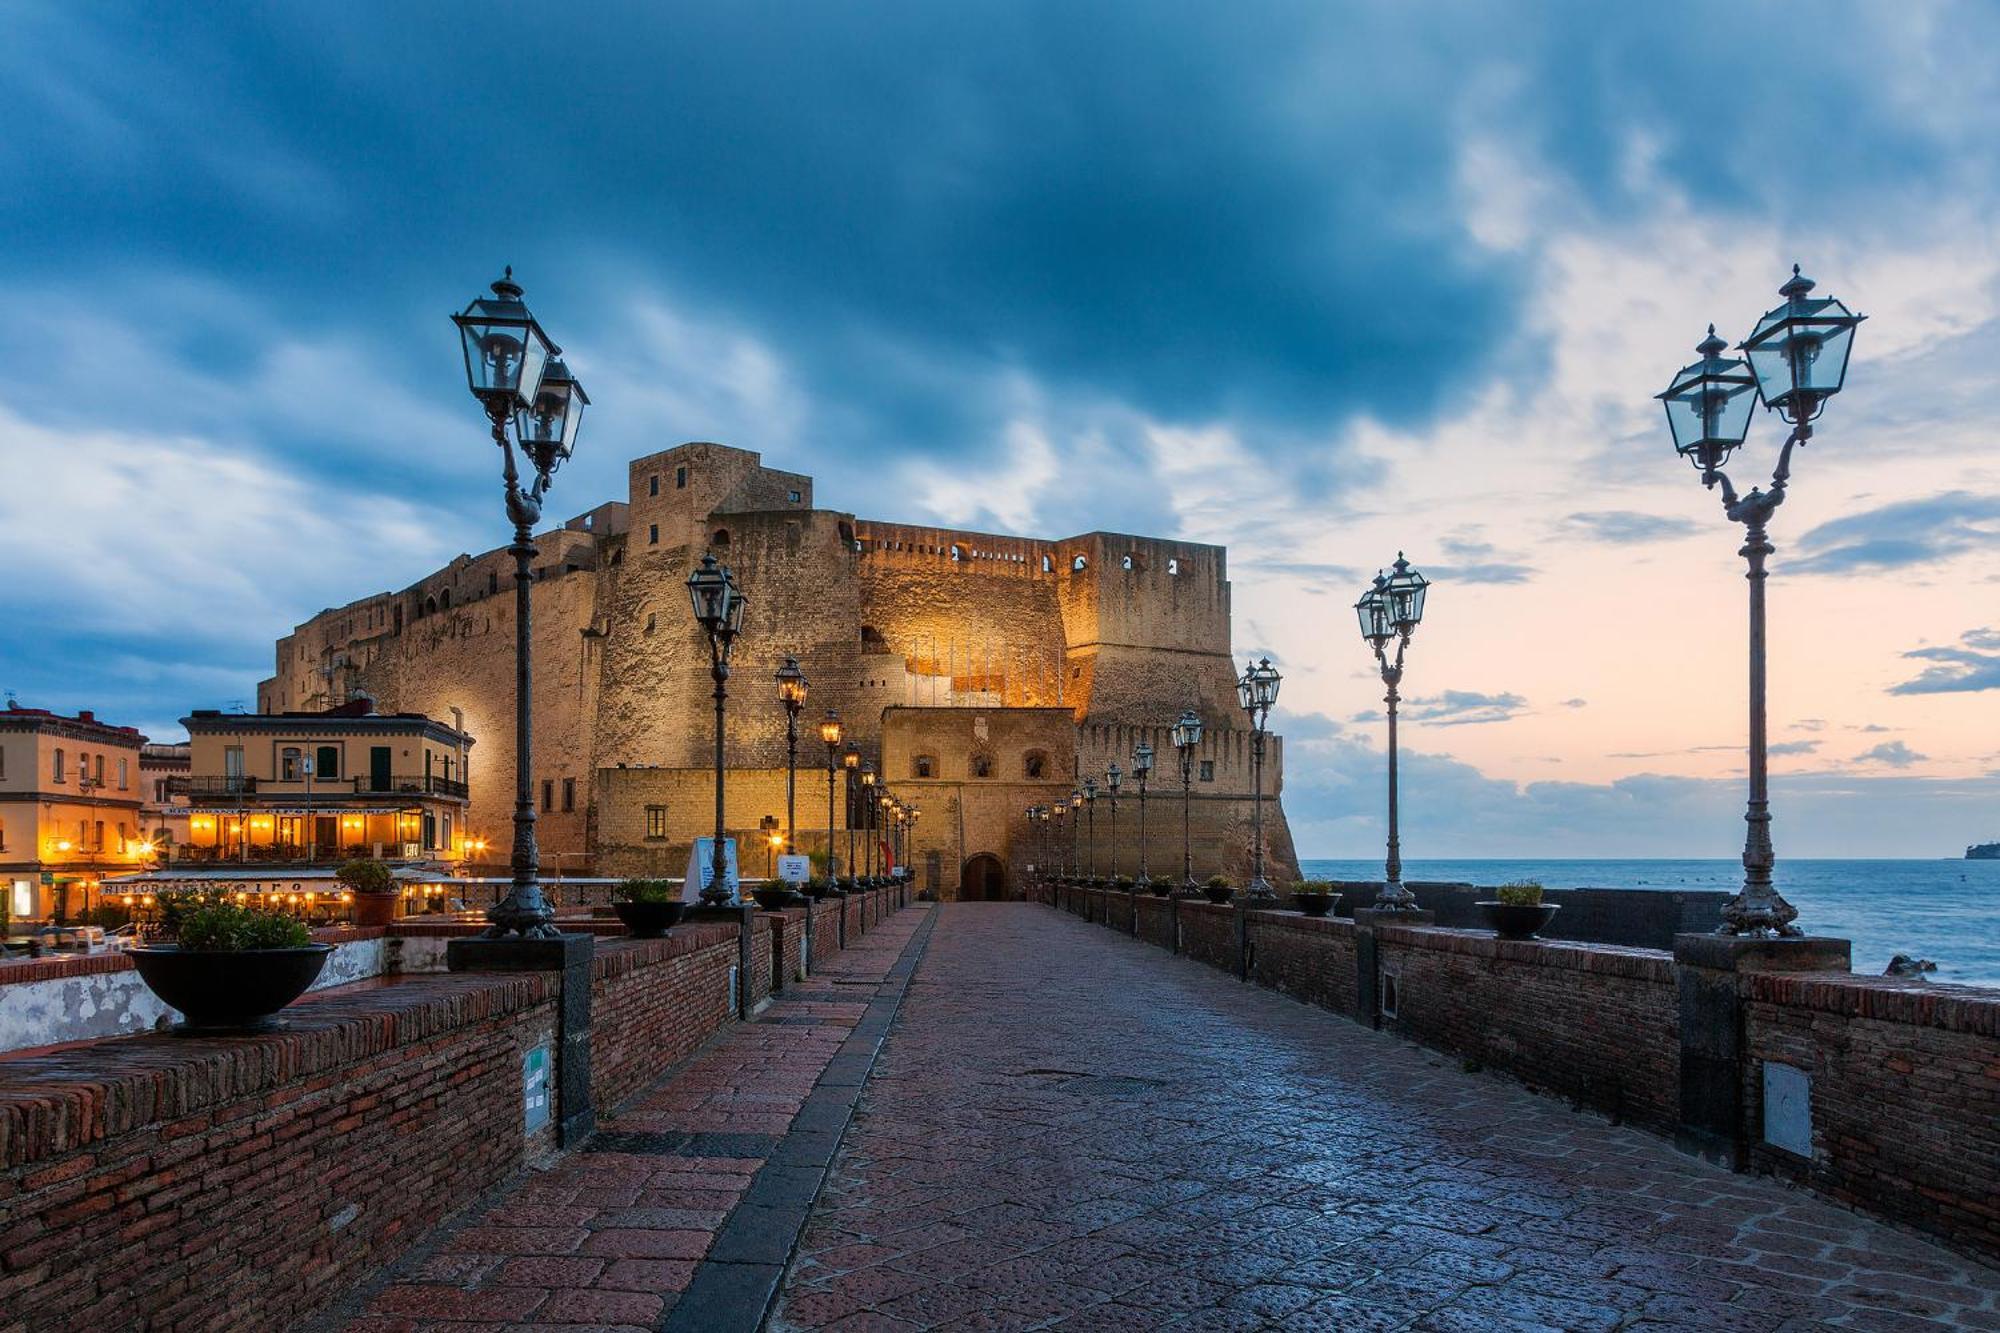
[1743,975,2000,1256]
[0,894,912,1328]
[1044,891,1996,1263]
[1134,895,1173,949]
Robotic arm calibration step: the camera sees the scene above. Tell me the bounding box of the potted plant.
[130,902,330,1033]
[1203,874,1236,904]
[613,878,685,938]
[1148,874,1171,897]
[832,875,853,896]
[803,875,833,901]
[1290,880,1336,917]
[1112,874,1136,894]
[752,882,799,911]
[337,859,399,927]
[1478,881,1560,940]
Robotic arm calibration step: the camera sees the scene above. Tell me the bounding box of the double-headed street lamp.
[775,657,808,857]
[1236,657,1282,899]
[1171,709,1203,892]
[841,742,860,882]
[1355,556,1430,911]
[687,552,748,905]
[1081,777,1099,877]
[1069,789,1083,877]
[1657,265,1863,937]
[452,269,587,939]
[859,763,877,877]
[1050,800,1068,878]
[819,710,843,878]
[1132,740,1154,887]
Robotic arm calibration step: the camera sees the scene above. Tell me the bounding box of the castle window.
[489,571,498,594]
[970,753,993,779]
[424,595,437,615]
[649,474,660,496]
[1072,555,1087,571]
[712,528,730,547]
[646,805,667,839]
[1024,751,1047,780]
[1167,558,1180,575]
[914,755,935,779]
[1121,554,1133,570]
[440,589,451,609]
[1200,760,1215,782]
[787,489,802,503]
[649,524,659,545]
[950,544,963,562]
[541,780,554,812]
[676,466,688,489]
[562,778,575,812]
[861,625,885,649]
[1041,555,1053,573]
[645,612,657,634]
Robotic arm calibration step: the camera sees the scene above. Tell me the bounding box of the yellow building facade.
[0,705,153,925]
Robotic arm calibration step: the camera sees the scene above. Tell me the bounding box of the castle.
[257,443,1296,898]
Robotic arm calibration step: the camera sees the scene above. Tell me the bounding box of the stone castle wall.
[258,442,1298,892]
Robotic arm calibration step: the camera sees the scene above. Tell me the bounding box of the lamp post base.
[1243,876,1279,901]
[1370,879,1423,913]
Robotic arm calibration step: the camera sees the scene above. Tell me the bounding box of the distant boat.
[1969,843,2000,861]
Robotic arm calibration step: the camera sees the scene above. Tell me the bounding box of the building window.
[52,748,64,783]
[649,524,659,545]
[117,757,129,790]
[970,753,993,779]
[649,474,660,496]
[541,780,554,812]
[562,778,575,812]
[281,747,302,781]
[914,755,935,779]
[676,465,688,489]
[1024,752,1047,780]
[315,746,340,780]
[1199,760,1215,782]
[646,805,667,839]
[1167,558,1180,575]
[787,489,801,503]
[1072,554,1087,571]
[489,571,499,594]
[1041,555,1053,573]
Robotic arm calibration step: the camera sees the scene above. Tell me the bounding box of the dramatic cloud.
[1789,492,2000,576]
[1769,740,1821,756]
[1854,740,1929,768]
[1890,627,2000,695]
[1401,691,1530,727]
[1561,511,1701,544]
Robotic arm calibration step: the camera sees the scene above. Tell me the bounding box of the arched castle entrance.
[961,854,1007,901]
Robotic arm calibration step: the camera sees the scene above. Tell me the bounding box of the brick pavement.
[332,903,930,1333]
[773,904,2000,1332]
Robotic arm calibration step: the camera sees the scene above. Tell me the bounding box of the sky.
[1,1,1996,859]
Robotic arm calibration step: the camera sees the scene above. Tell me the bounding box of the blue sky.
[2,2,1997,856]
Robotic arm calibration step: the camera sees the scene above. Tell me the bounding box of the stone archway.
[961,853,1007,902]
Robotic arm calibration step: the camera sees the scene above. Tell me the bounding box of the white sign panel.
[683,838,742,904]
[777,854,811,885]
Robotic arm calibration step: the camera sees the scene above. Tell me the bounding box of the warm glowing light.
[54,838,73,852]
[142,894,156,907]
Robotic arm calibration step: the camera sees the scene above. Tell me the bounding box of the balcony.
[169,775,467,802]
[166,776,258,797]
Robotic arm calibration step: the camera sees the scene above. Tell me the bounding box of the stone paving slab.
[326,904,932,1333]
[771,904,2000,1332]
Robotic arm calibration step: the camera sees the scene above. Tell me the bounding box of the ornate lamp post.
[1068,789,1083,879]
[687,552,748,905]
[819,710,843,878]
[451,269,586,939]
[859,763,877,878]
[841,743,860,883]
[904,805,920,889]
[1049,801,1067,878]
[1657,266,1862,937]
[1082,777,1099,877]
[1105,764,1123,880]
[1171,709,1203,891]
[1355,557,1429,911]
[1132,740,1154,887]
[775,657,808,857]
[1236,657,1281,899]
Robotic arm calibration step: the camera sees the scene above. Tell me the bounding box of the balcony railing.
[166,775,467,801]
[166,776,258,797]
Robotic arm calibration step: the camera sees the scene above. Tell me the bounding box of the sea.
[1298,858,2000,990]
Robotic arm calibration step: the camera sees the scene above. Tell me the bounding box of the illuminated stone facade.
[258,443,1296,897]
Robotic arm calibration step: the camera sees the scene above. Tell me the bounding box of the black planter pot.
[1149,881,1172,897]
[1293,894,1334,918]
[1478,901,1560,940]
[753,886,799,911]
[131,945,332,1034]
[1202,885,1236,904]
[803,882,832,901]
[614,900,685,939]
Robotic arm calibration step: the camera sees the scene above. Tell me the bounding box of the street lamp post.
[1656,266,1862,937]
[1068,790,1083,880]
[451,269,586,939]
[1171,709,1203,892]
[1082,778,1099,878]
[842,743,860,884]
[859,764,876,878]
[1355,556,1428,911]
[687,552,748,905]
[776,657,808,860]
[1236,658,1281,899]
[1106,764,1123,880]
[1051,801,1067,878]
[820,710,843,878]
[1132,740,1154,887]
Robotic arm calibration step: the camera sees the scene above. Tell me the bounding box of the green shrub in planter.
[1495,881,1544,907]
[335,860,396,894]
[1203,874,1236,904]
[615,878,679,903]
[175,903,313,952]
[1112,875,1136,893]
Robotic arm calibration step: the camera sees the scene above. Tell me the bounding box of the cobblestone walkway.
[337,904,929,1333]
[773,904,2000,1332]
